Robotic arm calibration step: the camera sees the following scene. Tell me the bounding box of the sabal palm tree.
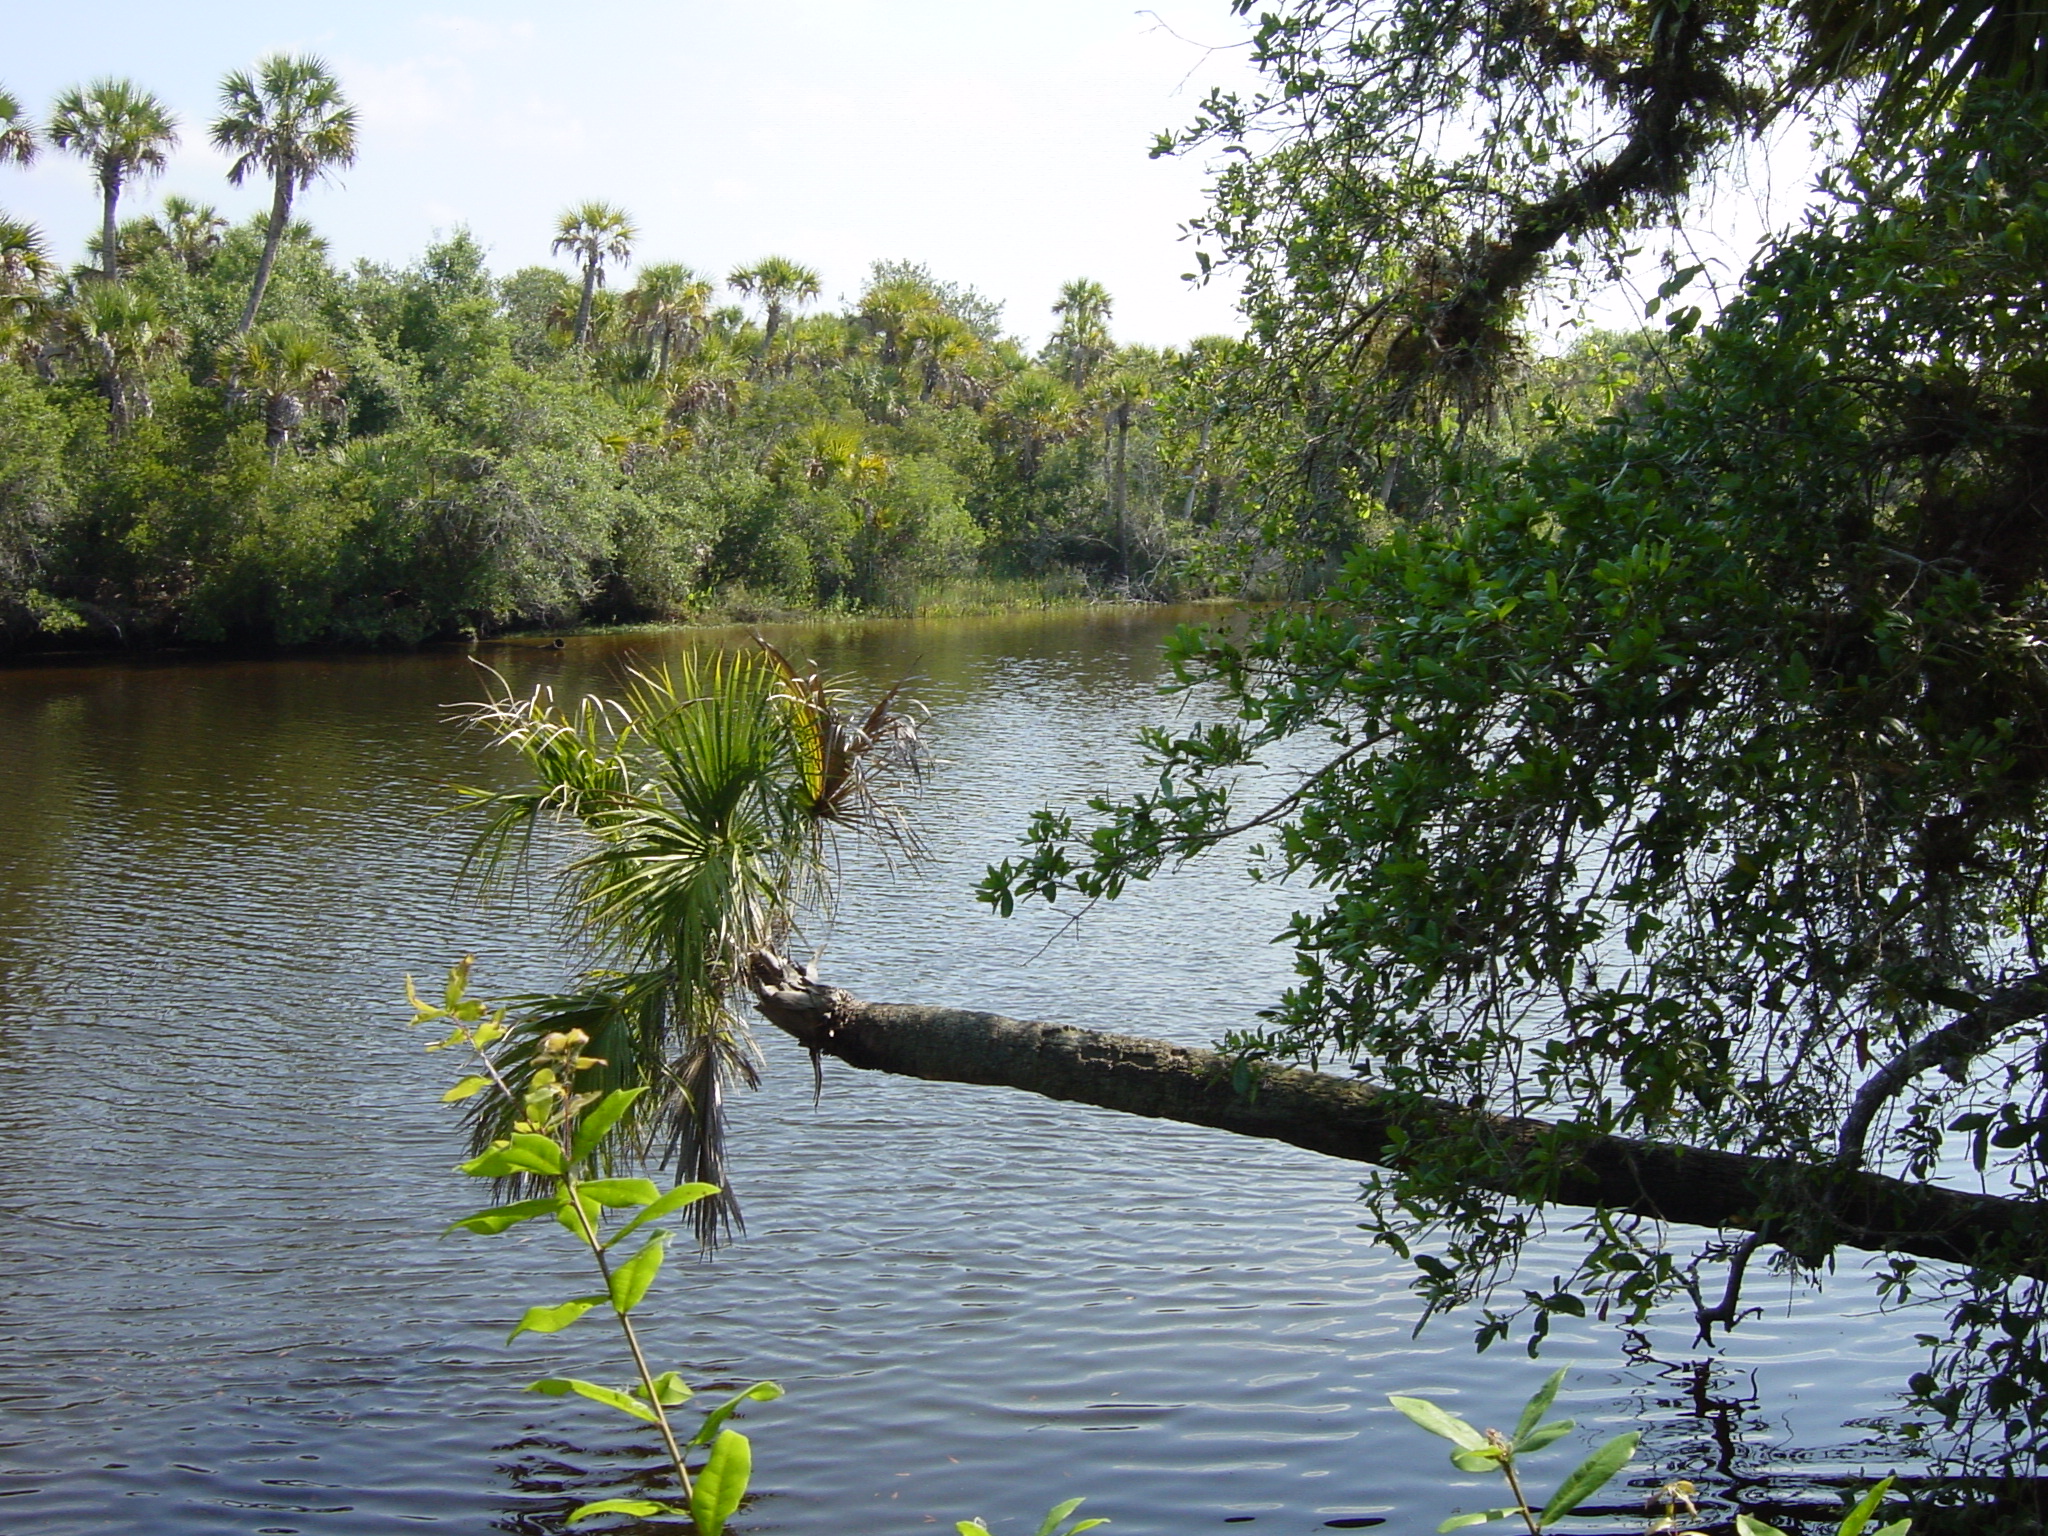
[901,310,978,401]
[0,217,52,360]
[1096,357,1157,583]
[1794,0,2048,124]
[47,79,178,281]
[456,647,923,1244]
[553,202,636,349]
[69,281,178,436]
[858,273,941,366]
[727,255,821,360]
[625,262,711,376]
[219,318,348,459]
[0,216,49,293]
[0,86,37,167]
[994,369,1080,482]
[211,55,358,335]
[664,347,748,424]
[1048,278,1113,388]
[160,196,228,273]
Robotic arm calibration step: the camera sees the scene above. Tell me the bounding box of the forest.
[0,60,1330,650]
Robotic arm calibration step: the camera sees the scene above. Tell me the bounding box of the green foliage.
[956,1498,1108,1536]
[409,959,782,1534]
[453,645,924,1240]
[992,78,2048,1469]
[1735,1477,1911,1536]
[1391,1370,1639,1534]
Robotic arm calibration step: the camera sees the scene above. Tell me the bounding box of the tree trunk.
[574,261,598,349]
[1113,405,1132,583]
[745,953,2048,1281]
[99,170,120,280]
[237,175,295,337]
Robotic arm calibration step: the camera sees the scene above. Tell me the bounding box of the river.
[0,608,1930,1535]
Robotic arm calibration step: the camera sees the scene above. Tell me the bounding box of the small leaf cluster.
[1390,1369,1638,1533]
[957,1497,1108,1536]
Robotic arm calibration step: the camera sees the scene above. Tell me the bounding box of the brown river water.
[0,608,1932,1534]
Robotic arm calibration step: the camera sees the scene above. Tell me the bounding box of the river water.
[0,609,1931,1535]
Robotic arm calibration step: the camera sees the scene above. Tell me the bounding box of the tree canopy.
[978,0,2048,1483]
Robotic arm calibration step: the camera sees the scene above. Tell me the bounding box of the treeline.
[0,59,1263,650]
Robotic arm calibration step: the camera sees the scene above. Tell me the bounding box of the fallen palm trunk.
[745,952,2048,1281]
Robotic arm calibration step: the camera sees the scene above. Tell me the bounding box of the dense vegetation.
[0,59,1277,651]
[983,0,2048,1504]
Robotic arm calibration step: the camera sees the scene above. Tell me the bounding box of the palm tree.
[0,217,52,360]
[552,202,636,349]
[726,256,821,361]
[211,55,358,335]
[219,318,348,459]
[1794,0,2048,125]
[69,281,178,436]
[1048,278,1113,388]
[993,369,1080,483]
[625,262,711,376]
[0,86,37,167]
[456,647,923,1245]
[1096,357,1157,584]
[47,79,178,281]
[160,195,228,273]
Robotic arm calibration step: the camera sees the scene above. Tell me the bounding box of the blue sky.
[1,1,1263,348]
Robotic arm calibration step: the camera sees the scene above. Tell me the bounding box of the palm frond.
[455,646,921,1247]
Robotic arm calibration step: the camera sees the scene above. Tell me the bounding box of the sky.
[1,1,1268,350]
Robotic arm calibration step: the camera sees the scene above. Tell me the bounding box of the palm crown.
[0,86,36,167]
[553,202,637,348]
[211,55,357,334]
[48,78,178,279]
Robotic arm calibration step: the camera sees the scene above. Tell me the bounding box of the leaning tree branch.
[746,952,2048,1282]
[1837,967,2048,1169]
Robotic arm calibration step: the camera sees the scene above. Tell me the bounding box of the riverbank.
[0,575,1218,668]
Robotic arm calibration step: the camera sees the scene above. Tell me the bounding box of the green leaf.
[1536,1430,1639,1527]
[1438,1509,1524,1532]
[1735,1516,1787,1536]
[689,1428,752,1536]
[571,1086,649,1166]
[1036,1498,1086,1536]
[1066,1523,1109,1535]
[636,1371,693,1408]
[1515,1419,1574,1455]
[610,1182,719,1247]
[1869,1521,1911,1536]
[1450,1447,1505,1473]
[1512,1368,1566,1445]
[445,1197,557,1236]
[441,1075,493,1103]
[1838,1477,1896,1536]
[528,1376,658,1424]
[609,1232,668,1314]
[567,1497,687,1523]
[1389,1394,1488,1450]
[688,1380,786,1448]
[461,1132,566,1178]
[576,1177,662,1208]
[957,1523,993,1536]
[509,1296,604,1341]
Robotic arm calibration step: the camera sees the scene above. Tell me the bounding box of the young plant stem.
[557,1102,697,1501]
[1495,1451,1540,1536]
[467,1021,699,1505]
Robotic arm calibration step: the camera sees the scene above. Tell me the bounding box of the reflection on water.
[0,609,1927,1535]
